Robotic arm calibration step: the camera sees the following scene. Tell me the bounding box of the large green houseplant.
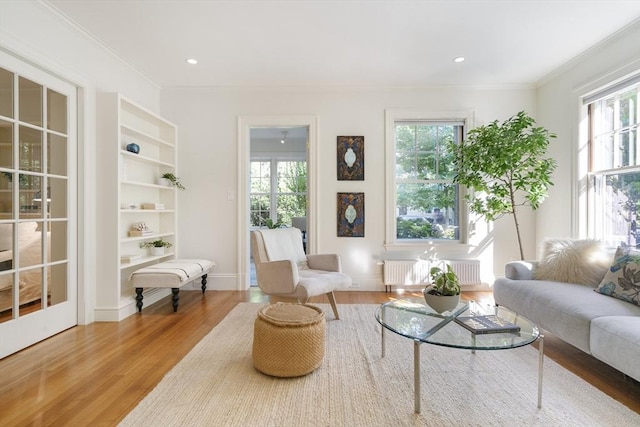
[451,111,557,260]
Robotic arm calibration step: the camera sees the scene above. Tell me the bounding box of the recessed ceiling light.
[453,57,465,63]
[186,58,198,65]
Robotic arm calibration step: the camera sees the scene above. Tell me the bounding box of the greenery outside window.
[276,161,307,226]
[250,161,271,227]
[586,78,640,248]
[250,159,306,228]
[385,110,472,246]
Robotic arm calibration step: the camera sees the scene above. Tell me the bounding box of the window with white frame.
[250,159,306,228]
[385,110,471,245]
[586,77,640,248]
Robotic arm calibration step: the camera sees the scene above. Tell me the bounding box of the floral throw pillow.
[594,245,640,306]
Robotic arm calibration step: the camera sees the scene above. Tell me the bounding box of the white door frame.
[237,116,318,290]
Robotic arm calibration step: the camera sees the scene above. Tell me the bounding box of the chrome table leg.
[414,340,421,413]
[381,307,386,358]
[538,334,544,408]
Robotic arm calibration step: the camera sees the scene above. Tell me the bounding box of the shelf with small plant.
[139,237,173,257]
[121,180,177,190]
[158,172,186,190]
[120,232,175,244]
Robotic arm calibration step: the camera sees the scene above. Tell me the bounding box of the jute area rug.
[120,303,639,427]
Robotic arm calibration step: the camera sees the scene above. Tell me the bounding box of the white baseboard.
[94,288,172,321]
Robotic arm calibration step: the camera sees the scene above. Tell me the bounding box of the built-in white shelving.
[96,93,178,321]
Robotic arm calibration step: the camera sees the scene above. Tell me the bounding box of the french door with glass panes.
[0,55,77,358]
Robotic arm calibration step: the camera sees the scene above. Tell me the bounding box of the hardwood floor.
[1,290,638,426]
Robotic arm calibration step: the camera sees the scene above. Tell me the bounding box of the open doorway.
[238,115,318,291]
[249,127,308,286]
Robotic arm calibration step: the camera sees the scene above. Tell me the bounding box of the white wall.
[0,1,162,323]
[162,86,537,290]
[535,21,640,253]
[5,1,637,312]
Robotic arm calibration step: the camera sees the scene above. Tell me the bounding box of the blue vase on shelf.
[126,143,140,154]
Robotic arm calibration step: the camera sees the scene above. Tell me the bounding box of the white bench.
[129,259,216,313]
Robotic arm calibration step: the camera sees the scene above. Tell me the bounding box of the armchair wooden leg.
[326,291,340,320]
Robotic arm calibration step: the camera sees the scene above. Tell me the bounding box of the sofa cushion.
[294,269,350,299]
[493,278,640,353]
[590,316,640,382]
[533,239,610,287]
[594,246,640,306]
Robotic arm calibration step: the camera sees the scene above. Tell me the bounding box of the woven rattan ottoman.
[252,303,326,377]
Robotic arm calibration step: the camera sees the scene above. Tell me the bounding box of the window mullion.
[614,98,621,168]
[270,159,277,222]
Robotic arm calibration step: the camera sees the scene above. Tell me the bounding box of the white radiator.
[449,260,482,285]
[383,260,431,286]
[383,259,481,287]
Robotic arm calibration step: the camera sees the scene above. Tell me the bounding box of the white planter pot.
[152,247,165,256]
[158,177,171,186]
[423,286,460,313]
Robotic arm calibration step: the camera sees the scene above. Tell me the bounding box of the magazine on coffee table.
[455,315,521,334]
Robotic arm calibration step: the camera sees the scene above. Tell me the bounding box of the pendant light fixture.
[281,130,288,144]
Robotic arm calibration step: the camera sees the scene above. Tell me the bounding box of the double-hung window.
[250,159,306,228]
[585,76,640,248]
[385,110,472,246]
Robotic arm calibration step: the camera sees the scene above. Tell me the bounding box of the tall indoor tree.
[451,111,557,260]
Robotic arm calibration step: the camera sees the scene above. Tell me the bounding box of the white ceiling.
[250,126,308,149]
[46,0,640,88]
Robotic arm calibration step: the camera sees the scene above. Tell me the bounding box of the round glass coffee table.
[375,298,543,413]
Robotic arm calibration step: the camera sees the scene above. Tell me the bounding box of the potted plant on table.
[159,172,186,190]
[423,264,461,313]
[139,238,173,256]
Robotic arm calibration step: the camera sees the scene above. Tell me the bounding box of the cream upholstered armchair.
[251,227,351,319]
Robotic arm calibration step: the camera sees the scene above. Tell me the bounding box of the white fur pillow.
[533,239,611,287]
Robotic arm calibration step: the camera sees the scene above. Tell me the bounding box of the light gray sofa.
[494,260,640,382]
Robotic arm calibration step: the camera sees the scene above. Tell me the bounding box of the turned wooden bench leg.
[171,288,180,312]
[135,287,144,313]
[137,287,181,313]
[201,274,208,293]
